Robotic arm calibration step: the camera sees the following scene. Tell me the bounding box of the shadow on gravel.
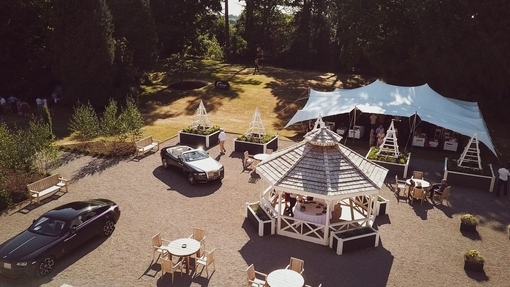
[71,157,124,183]
[461,230,482,241]
[152,166,221,197]
[16,193,67,214]
[465,269,489,282]
[239,219,394,287]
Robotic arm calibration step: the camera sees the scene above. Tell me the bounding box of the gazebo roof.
[256,127,388,197]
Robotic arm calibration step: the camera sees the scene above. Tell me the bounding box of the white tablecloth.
[293,202,330,225]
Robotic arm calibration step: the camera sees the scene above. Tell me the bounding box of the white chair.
[195,248,216,278]
[286,257,304,274]
[160,257,184,284]
[246,264,267,287]
[152,233,170,262]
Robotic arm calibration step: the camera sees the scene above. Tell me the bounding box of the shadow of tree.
[71,157,124,182]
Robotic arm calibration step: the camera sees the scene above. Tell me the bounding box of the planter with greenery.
[460,213,478,232]
[178,125,220,148]
[246,202,275,236]
[366,147,410,178]
[444,158,495,192]
[329,226,379,255]
[234,133,278,154]
[464,250,484,272]
[372,195,389,216]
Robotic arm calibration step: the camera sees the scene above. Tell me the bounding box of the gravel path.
[1,133,509,287]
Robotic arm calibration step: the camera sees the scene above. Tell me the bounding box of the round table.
[254,153,271,161]
[405,178,430,189]
[163,238,200,274]
[293,202,330,225]
[266,269,304,287]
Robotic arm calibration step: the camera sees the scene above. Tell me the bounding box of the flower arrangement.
[236,133,276,144]
[460,213,478,226]
[464,249,484,264]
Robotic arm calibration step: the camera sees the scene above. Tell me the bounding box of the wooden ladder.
[377,120,400,158]
[458,132,482,170]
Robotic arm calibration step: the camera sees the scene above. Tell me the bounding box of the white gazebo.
[255,118,388,245]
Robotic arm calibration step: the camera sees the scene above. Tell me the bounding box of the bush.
[367,146,409,164]
[0,189,11,211]
[69,101,100,140]
[464,250,484,264]
[182,125,220,135]
[237,133,276,144]
[461,214,478,226]
[447,158,492,176]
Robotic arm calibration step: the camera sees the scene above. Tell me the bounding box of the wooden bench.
[135,136,160,157]
[27,174,69,204]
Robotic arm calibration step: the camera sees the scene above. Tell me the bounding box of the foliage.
[182,125,220,136]
[447,158,492,176]
[461,214,478,226]
[59,141,135,158]
[237,133,276,144]
[0,189,11,211]
[100,98,120,137]
[249,203,270,221]
[69,101,101,140]
[117,96,144,142]
[367,147,409,164]
[464,250,484,264]
[42,105,52,134]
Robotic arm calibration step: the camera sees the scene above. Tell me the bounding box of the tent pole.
[352,107,357,143]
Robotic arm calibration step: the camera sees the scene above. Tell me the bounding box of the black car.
[160,145,224,185]
[0,199,120,278]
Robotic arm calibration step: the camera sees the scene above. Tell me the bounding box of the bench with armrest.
[135,136,160,157]
[27,173,69,204]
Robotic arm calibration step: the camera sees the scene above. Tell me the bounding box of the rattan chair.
[246,264,267,287]
[160,257,184,283]
[286,257,304,274]
[195,248,216,278]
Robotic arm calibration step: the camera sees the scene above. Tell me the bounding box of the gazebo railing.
[328,218,371,233]
[279,216,326,245]
[260,197,279,218]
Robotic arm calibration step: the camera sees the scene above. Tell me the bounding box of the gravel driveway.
[1,133,509,287]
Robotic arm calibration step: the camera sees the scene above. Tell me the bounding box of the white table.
[292,201,330,225]
[405,178,430,189]
[267,269,304,287]
[163,238,200,274]
[254,153,271,161]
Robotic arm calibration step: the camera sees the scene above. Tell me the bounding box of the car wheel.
[187,173,196,185]
[37,256,55,277]
[162,158,169,169]
[102,220,115,237]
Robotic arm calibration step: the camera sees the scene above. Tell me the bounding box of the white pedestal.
[348,126,365,139]
[412,136,425,147]
[444,141,458,151]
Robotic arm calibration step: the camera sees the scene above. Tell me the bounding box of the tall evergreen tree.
[52,0,116,108]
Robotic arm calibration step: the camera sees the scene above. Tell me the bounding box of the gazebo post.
[349,199,355,220]
[324,199,332,245]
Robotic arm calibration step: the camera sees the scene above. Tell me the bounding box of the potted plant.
[460,213,478,232]
[178,100,220,148]
[443,158,495,192]
[366,147,411,178]
[463,249,484,272]
[329,226,379,255]
[233,107,278,154]
[372,195,389,216]
[246,201,275,236]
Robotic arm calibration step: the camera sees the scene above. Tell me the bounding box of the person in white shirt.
[0,96,5,114]
[218,128,227,154]
[35,97,43,114]
[496,163,510,197]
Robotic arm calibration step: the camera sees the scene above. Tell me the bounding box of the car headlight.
[16,262,28,267]
[195,172,206,176]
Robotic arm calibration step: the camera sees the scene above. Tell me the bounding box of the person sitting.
[429,179,448,199]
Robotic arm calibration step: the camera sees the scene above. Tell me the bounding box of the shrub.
[101,98,120,137]
[464,250,484,264]
[237,133,276,143]
[117,96,144,142]
[182,125,220,135]
[447,158,492,176]
[461,214,478,226]
[0,189,11,211]
[367,146,409,163]
[69,101,100,140]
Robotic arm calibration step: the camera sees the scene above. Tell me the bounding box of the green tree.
[100,98,120,137]
[118,97,144,142]
[68,101,101,140]
[53,0,116,108]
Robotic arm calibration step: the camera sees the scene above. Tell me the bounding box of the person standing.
[496,163,510,197]
[35,97,43,115]
[254,58,259,74]
[369,114,377,130]
[0,96,5,114]
[218,128,227,154]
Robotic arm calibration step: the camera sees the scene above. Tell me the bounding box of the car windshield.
[181,150,208,162]
[29,216,67,237]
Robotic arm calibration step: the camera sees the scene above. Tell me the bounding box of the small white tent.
[285,80,497,156]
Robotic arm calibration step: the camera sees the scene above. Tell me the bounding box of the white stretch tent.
[285,80,497,156]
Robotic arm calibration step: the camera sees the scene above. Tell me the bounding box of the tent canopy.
[285,80,497,156]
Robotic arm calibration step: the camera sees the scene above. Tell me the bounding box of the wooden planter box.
[365,152,410,179]
[234,136,278,154]
[372,195,389,216]
[443,158,495,192]
[464,260,484,272]
[460,223,477,233]
[246,202,275,236]
[178,130,220,148]
[329,226,379,255]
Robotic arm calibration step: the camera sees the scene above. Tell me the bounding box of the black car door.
[61,212,97,252]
